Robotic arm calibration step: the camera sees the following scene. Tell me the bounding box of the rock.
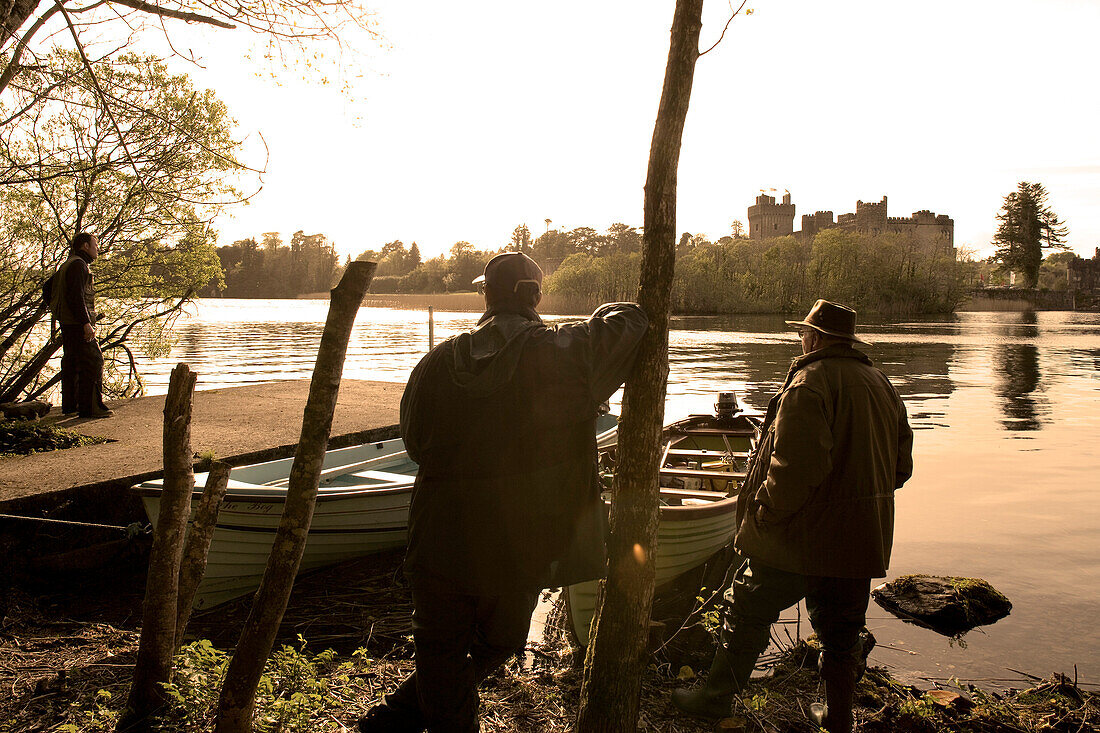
[925,689,975,711]
[872,575,1012,636]
[0,400,51,420]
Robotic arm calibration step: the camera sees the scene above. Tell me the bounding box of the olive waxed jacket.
[734,343,914,578]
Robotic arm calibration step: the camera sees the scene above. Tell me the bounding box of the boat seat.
[660,466,747,481]
[668,427,757,438]
[345,469,411,485]
[314,468,412,488]
[660,487,731,502]
[665,448,750,459]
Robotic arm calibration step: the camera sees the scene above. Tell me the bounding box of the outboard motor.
[714,391,742,421]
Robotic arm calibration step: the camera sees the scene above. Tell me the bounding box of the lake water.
[135,299,1100,690]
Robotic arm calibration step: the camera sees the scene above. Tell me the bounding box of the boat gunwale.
[131,482,413,503]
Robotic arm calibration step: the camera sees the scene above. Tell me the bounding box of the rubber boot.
[671,645,755,719]
[808,671,857,732]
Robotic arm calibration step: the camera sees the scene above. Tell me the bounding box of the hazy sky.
[176,0,1100,261]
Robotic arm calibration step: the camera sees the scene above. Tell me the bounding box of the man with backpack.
[48,232,111,419]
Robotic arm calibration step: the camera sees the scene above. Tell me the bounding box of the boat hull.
[134,438,416,609]
[566,410,761,645]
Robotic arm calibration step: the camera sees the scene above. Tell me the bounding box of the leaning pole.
[214,261,376,733]
[576,1,705,730]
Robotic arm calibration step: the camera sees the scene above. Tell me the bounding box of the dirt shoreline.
[2,551,1096,732]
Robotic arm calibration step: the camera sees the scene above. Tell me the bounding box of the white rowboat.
[132,438,417,609]
[133,416,621,610]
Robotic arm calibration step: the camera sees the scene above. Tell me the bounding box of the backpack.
[42,273,55,313]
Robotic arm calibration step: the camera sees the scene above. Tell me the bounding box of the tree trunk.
[117,363,197,732]
[214,261,376,733]
[0,335,60,403]
[175,460,232,651]
[576,2,704,731]
[0,0,41,52]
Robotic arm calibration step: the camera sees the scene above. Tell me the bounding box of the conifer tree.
[992,182,1068,288]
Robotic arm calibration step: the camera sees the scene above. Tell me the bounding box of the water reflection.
[130,301,1100,688]
[996,309,1040,341]
[994,343,1047,431]
[877,340,956,430]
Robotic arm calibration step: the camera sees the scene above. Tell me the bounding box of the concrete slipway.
[0,379,403,512]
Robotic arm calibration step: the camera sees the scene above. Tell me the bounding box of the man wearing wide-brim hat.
[673,299,914,733]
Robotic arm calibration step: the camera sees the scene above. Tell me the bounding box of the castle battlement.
[747,191,955,254]
[748,192,796,239]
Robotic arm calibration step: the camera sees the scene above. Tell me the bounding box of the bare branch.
[699,0,750,58]
[107,0,234,29]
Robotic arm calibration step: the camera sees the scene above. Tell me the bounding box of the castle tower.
[748,191,795,240]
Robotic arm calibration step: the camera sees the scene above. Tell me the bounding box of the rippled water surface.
[136,300,1100,688]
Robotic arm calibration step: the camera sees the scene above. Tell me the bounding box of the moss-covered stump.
[872,575,1012,636]
[0,419,109,459]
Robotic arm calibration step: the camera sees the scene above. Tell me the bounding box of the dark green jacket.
[401,302,647,594]
[49,252,95,326]
[734,343,914,578]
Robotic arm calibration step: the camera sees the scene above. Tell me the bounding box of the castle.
[747,192,955,256]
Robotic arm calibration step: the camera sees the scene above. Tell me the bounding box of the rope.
[0,512,147,534]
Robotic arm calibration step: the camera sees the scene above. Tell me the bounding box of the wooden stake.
[117,363,197,732]
[175,460,232,651]
[214,261,377,733]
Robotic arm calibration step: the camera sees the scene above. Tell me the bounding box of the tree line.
[545,228,968,316]
[346,223,968,316]
[198,232,339,298]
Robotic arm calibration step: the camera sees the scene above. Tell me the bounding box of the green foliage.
[292,219,966,315]
[359,247,490,295]
[544,252,640,312]
[693,588,722,640]
[56,687,119,732]
[159,640,231,728]
[1038,250,1075,290]
[0,420,109,458]
[157,636,358,732]
[992,181,1069,288]
[510,224,533,254]
[207,232,339,297]
[0,51,246,402]
[668,229,965,315]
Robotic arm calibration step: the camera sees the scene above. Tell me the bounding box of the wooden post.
[117,363,197,732]
[576,2,704,730]
[214,261,376,733]
[175,460,232,651]
[428,305,434,349]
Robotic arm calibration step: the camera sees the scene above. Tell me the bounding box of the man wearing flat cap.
[673,299,913,733]
[359,252,647,732]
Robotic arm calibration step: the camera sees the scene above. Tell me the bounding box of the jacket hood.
[448,310,542,396]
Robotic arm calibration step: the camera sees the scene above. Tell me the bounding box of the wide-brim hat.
[785,299,871,345]
[472,252,543,293]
